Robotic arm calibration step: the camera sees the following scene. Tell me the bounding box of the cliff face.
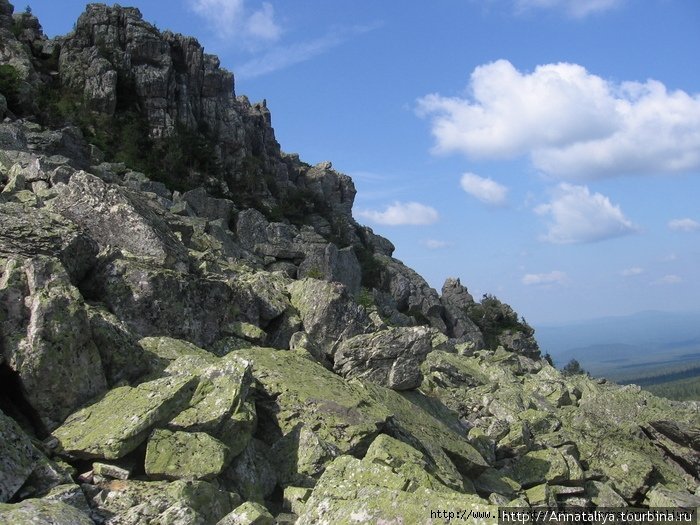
[0,2,698,524]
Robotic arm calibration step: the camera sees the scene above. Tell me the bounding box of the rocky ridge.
[0,2,698,524]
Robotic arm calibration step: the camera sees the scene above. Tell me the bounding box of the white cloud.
[189,0,281,43]
[460,172,508,206]
[237,23,379,78]
[535,183,638,243]
[621,267,643,277]
[653,274,683,285]
[422,239,450,249]
[416,60,700,180]
[515,0,625,18]
[356,201,439,226]
[522,270,567,285]
[668,218,700,232]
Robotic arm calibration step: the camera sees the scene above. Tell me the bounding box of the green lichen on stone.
[52,374,198,459]
[226,321,266,343]
[360,381,488,479]
[218,500,274,525]
[505,448,570,488]
[364,434,451,493]
[0,498,93,525]
[298,455,496,525]
[145,429,230,480]
[0,409,44,502]
[231,347,389,455]
[95,479,239,524]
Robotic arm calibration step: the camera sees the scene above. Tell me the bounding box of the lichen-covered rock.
[0,256,108,430]
[271,424,340,487]
[364,434,452,493]
[166,354,255,456]
[287,278,370,356]
[221,438,277,503]
[362,383,489,482]
[0,201,98,283]
[504,448,573,488]
[182,187,236,223]
[333,326,433,390]
[49,171,188,267]
[91,479,238,525]
[0,409,45,502]
[85,304,151,386]
[297,455,495,525]
[441,277,484,347]
[52,374,197,459]
[0,498,93,525]
[376,254,447,332]
[83,256,241,347]
[145,429,230,480]
[41,484,91,515]
[217,501,274,525]
[230,347,389,457]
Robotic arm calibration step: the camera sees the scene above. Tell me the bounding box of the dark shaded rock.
[82,256,239,348]
[85,304,151,386]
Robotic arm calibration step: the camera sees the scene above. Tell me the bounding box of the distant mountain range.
[534,310,700,380]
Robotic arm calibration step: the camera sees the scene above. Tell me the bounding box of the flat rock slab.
[52,374,197,459]
[145,429,230,480]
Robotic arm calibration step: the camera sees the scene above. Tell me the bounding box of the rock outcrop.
[0,1,698,523]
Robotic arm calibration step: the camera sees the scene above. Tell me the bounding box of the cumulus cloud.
[621,267,643,277]
[356,201,439,226]
[522,270,567,285]
[668,218,700,232]
[416,60,700,180]
[515,0,625,18]
[189,0,280,43]
[460,173,508,206]
[535,183,638,243]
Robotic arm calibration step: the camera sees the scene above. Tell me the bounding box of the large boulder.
[0,499,93,525]
[287,278,370,357]
[376,255,446,332]
[52,374,197,459]
[144,429,231,481]
[89,479,238,525]
[441,277,484,347]
[333,326,433,390]
[48,172,188,268]
[297,455,494,524]
[0,257,107,430]
[0,201,98,283]
[0,409,44,502]
[83,256,240,347]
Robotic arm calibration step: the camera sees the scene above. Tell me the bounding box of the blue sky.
[29,0,700,325]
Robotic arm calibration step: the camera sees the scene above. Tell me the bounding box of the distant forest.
[618,364,700,402]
